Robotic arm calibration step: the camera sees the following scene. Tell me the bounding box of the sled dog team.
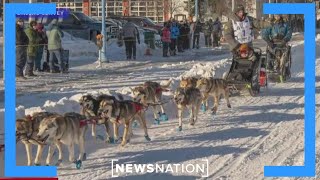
[16,77,231,166]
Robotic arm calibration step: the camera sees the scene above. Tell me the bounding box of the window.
[144,17,156,25]
[62,14,75,24]
[73,12,96,23]
[131,7,138,11]
[140,2,146,6]
[140,12,146,16]
[147,12,154,16]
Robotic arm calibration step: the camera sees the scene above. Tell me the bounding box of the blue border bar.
[3,2,316,179]
[263,3,316,177]
[4,3,57,177]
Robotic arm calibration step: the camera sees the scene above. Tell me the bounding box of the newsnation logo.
[111,159,209,177]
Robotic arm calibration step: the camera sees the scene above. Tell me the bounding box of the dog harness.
[114,102,143,124]
[206,79,214,94]
[26,115,32,121]
[133,102,143,112]
[155,87,162,94]
[232,17,254,44]
[79,119,97,128]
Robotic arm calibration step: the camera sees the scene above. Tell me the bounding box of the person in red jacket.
[161,22,171,57]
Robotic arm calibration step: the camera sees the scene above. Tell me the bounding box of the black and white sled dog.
[36,112,88,166]
[131,80,172,124]
[173,87,203,131]
[16,112,63,166]
[98,98,151,147]
[79,94,124,143]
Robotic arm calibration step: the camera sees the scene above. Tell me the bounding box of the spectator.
[193,19,202,49]
[212,17,222,47]
[189,19,195,48]
[47,19,66,73]
[34,23,48,72]
[177,21,185,52]
[161,22,171,57]
[203,20,213,47]
[208,19,214,47]
[16,18,29,80]
[25,20,40,77]
[123,19,140,60]
[170,20,180,56]
[183,19,191,49]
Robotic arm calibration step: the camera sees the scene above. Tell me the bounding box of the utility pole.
[195,0,198,20]
[29,0,34,22]
[99,0,108,66]
[232,0,235,12]
[269,0,272,18]
[97,2,100,19]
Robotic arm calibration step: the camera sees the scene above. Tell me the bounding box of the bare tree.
[168,0,186,18]
[208,0,231,16]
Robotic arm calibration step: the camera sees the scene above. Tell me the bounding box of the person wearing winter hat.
[24,20,40,77]
[193,19,202,49]
[262,14,292,49]
[122,19,140,60]
[212,17,222,47]
[16,18,29,80]
[161,22,171,57]
[224,4,271,53]
[34,23,48,72]
[47,19,66,73]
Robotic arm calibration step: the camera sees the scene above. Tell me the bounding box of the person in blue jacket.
[169,20,180,56]
[262,14,292,71]
[262,14,292,49]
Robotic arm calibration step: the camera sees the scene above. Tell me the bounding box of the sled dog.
[174,87,203,131]
[36,112,88,165]
[131,79,172,122]
[196,78,231,114]
[79,94,124,143]
[16,112,63,166]
[98,98,151,147]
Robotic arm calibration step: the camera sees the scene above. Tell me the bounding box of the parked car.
[110,16,163,34]
[29,11,119,41]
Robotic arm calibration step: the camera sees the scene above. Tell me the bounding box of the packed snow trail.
[1,33,319,179]
[57,36,319,180]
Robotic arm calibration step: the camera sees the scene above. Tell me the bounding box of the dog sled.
[265,42,292,83]
[225,44,267,97]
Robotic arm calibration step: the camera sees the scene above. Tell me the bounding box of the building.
[12,0,171,22]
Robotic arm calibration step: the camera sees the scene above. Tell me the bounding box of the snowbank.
[179,58,231,79]
[61,31,98,58]
[0,87,142,122]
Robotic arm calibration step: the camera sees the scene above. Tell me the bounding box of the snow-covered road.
[0,33,319,180]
